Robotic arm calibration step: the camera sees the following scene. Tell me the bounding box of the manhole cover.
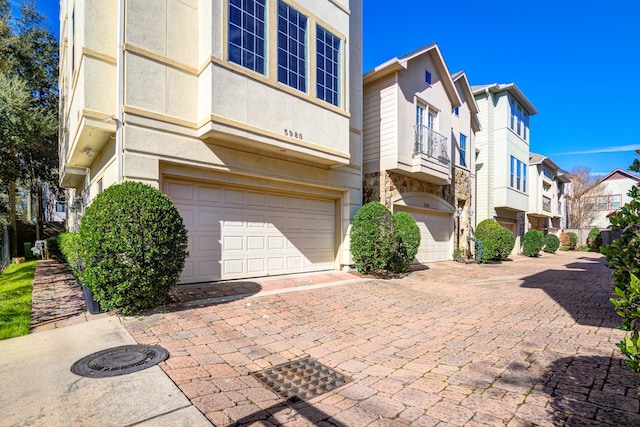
[71,345,169,378]
[252,357,351,402]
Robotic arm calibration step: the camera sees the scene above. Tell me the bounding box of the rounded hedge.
[350,202,394,273]
[388,211,421,273]
[79,181,188,314]
[567,231,579,249]
[588,227,602,250]
[496,227,516,260]
[475,219,504,261]
[522,229,545,257]
[543,234,560,253]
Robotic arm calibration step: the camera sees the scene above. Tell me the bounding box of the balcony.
[414,125,450,166]
[543,196,551,212]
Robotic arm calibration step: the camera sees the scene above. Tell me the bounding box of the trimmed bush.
[79,181,188,314]
[588,227,602,251]
[496,227,516,260]
[567,231,578,250]
[350,202,394,273]
[559,245,570,251]
[543,234,560,253]
[57,232,83,274]
[522,229,545,257]
[387,211,421,273]
[475,219,506,262]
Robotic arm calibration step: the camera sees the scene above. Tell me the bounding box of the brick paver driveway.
[123,251,640,426]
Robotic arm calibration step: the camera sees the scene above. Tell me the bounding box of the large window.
[228,0,267,74]
[509,96,529,140]
[277,1,307,92]
[316,25,340,106]
[510,155,527,192]
[591,194,622,210]
[459,134,467,167]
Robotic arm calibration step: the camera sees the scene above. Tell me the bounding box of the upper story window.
[277,1,307,92]
[510,155,527,192]
[459,134,467,167]
[316,25,340,106]
[425,70,432,85]
[228,0,267,74]
[590,194,622,211]
[543,167,554,180]
[453,106,459,116]
[509,96,529,140]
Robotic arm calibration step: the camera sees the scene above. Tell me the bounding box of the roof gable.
[600,168,640,183]
[363,43,461,107]
[471,83,537,115]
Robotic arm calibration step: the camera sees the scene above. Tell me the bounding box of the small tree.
[543,234,560,253]
[567,231,579,250]
[602,150,640,387]
[567,166,600,228]
[79,182,188,314]
[587,227,602,251]
[522,229,544,257]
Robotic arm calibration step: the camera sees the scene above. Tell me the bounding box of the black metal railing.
[414,125,450,166]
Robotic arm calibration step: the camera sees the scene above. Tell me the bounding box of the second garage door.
[165,179,336,283]
[395,206,453,263]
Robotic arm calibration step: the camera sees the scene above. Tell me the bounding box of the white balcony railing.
[414,125,450,166]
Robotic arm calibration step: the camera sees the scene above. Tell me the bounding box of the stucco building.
[58,0,362,283]
[472,83,537,252]
[587,169,640,228]
[362,44,479,262]
[527,153,570,234]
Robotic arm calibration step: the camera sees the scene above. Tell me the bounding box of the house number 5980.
[284,129,303,140]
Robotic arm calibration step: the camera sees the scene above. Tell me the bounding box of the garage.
[164,178,336,283]
[394,206,453,264]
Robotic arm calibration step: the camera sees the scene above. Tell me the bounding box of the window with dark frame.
[316,25,340,106]
[228,0,267,74]
[277,1,307,92]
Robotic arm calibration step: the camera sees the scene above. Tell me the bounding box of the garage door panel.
[395,206,452,264]
[165,178,336,283]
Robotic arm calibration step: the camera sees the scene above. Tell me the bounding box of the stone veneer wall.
[363,168,474,252]
[528,215,547,233]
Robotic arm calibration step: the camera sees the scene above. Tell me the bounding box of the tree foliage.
[567,166,600,228]
[0,0,58,225]
[602,149,640,387]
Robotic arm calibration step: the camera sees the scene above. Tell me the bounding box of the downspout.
[115,0,124,183]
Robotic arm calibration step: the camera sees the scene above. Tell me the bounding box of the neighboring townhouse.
[527,153,570,234]
[58,0,363,283]
[587,169,640,228]
[362,43,479,263]
[472,83,537,252]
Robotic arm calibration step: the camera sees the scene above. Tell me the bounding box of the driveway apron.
[123,251,639,426]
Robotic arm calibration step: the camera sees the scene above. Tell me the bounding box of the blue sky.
[33,0,639,176]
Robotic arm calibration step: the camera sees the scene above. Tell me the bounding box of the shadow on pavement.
[233,399,348,426]
[520,257,620,328]
[542,355,640,426]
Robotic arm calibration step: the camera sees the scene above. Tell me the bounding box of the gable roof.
[452,71,481,132]
[529,152,571,182]
[471,83,538,115]
[363,42,461,107]
[600,168,640,183]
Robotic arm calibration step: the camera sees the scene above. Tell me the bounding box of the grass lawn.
[0,260,36,340]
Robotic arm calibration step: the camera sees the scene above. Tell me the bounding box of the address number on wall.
[284,129,303,140]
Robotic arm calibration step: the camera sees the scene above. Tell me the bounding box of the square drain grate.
[253,357,351,402]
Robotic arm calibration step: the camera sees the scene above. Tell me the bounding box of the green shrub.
[602,172,640,385]
[522,229,544,257]
[46,235,63,261]
[350,203,420,274]
[567,231,578,249]
[588,227,602,251]
[474,219,505,262]
[79,181,188,314]
[350,202,394,273]
[387,211,420,273]
[559,245,570,251]
[57,232,83,275]
[543,234,560,253]
[496,227,516,260]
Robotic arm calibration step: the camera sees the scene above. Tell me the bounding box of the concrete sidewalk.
[0,316,211,426]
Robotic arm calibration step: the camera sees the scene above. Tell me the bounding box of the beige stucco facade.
[362,44,479,261]
[59,0,362,281]
[588,169,639,228]
[472,83,537,252]
[527,153,570,234]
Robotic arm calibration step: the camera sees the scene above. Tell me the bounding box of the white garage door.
[395,206,453,263]
[165,179,336,283]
